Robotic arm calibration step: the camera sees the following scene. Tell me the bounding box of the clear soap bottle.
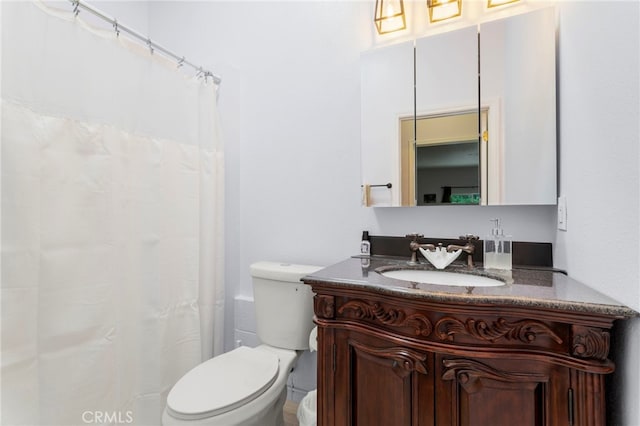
[484,219,512,270]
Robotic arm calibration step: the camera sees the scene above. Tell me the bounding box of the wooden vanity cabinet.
[311,285,619,426]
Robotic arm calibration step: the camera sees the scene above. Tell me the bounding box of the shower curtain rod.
[69,0,221,85]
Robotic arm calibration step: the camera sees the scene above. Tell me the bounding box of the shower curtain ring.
[113,20,120,37]
[177,57,185,69]
[72,0,80,16]
[147,39,154,55]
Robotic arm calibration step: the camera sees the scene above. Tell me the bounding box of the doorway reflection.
[400,110,485,206]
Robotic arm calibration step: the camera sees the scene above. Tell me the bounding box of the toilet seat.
[166,346,280,421]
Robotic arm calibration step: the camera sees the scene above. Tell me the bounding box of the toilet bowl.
[162,345,296,426]
[162,261,322,426]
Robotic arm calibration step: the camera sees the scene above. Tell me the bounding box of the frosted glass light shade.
[427,0,462,23]
[374,0,406,34]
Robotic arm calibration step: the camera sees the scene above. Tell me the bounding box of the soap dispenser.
[484,219,512,270]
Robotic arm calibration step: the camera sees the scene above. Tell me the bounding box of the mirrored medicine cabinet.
[360,7,557,207]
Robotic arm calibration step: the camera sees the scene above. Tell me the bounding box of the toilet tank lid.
[250,261,323,283]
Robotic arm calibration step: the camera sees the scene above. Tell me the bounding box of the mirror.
[410,26,479,206]
[360,40,414,207]
[480,7,557,205]
[360,7,557,207]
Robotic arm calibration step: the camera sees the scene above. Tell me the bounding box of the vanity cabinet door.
[333,329,435,426]
[434,354,571,426]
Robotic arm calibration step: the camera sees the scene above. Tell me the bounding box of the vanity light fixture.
[427,0,462,23]
[374,0,406,34]
[487,0,520,8]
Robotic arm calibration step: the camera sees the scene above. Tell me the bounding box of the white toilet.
[162,261,322,426]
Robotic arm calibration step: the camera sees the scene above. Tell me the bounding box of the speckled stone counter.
[303,256,637,318]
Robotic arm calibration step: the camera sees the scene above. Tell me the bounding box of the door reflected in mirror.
[400,110,485,206]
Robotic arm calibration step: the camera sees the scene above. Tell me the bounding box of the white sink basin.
[381,269,505,287]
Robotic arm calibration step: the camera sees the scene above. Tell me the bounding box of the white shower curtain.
[1,2,224,425]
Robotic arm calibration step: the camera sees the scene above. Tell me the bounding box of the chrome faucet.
[446,234,479,268]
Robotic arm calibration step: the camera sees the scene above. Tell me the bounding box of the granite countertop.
[303,256,638,318]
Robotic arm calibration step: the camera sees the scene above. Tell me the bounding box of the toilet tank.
[250,261,323,350]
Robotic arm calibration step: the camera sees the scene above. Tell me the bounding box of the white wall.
[91,0,639,420]
[554,0,639,311]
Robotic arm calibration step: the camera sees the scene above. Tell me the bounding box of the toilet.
[162,261,322,426]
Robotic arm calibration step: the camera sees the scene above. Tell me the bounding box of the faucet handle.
[406,234,423,265]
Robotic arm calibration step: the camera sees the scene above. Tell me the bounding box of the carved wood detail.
[572,325,610,361]
[314,295,335,319]
[435,316,563,344]
[442,358,547,392]
[338,299,433,336]
[350,339,429,376]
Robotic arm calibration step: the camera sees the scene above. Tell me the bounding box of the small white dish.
[419,246,462,269]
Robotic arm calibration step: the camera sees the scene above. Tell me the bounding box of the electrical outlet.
[557,196,567,231]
